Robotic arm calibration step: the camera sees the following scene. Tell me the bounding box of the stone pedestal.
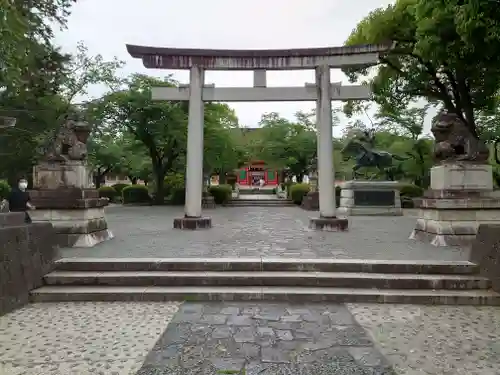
[202,195,216,209]
[470,224,500,292]
[30,161,113,248]
[309,216,348,231]
[29,188,113,247]
[410,163,500,247]
[34,161,92,189]
[302,191,319,211]
[173,216,212,230]
[337,180,402,216]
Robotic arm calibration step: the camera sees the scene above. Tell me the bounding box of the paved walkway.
[1,301,499,374]
[61,206,468,261]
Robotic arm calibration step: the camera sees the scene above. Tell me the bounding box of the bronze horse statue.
[341,139,409,180]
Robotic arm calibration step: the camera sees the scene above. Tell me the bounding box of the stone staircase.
[30,258,500,305]
[225,198,295,207]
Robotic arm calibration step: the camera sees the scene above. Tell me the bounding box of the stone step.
[53,258,480,274]
[224,202,295,207]
[226,199,294,204]
[29,286,500,305]
[238,190,275,195]
[44,271,491,290]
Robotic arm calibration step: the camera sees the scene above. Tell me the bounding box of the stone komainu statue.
[431,110,489,163]
[44,118,91,162]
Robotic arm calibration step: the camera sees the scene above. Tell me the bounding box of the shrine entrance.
[126,44,389,230]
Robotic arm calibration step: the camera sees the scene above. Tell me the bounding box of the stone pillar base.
[338,180,402,216]
[28,188,113,248]
[409,230,475,247]
[309,217,348,231]
[174,216,212,230]
[301,191,319,211]
[410,189,500,247]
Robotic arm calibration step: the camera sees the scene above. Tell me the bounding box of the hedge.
[0,180,11,200]
[209,184,232,204]
[289,183,310,205]
[98,186,117,200]
[122,184,150,204]
[400,184,424,198]
[111,183,129,197]
[164,173,185,205]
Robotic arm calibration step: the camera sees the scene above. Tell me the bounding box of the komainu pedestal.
[410,110,500,247]
[29,188,113,247]
[337,180,402,216]
[410,164,500,247]
[29,117,113,248]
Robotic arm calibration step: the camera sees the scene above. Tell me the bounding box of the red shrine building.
[235,161,279,186]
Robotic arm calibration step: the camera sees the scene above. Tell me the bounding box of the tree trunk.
[94,169,105,189]
[219,170,227,184]
[152,165,165,205]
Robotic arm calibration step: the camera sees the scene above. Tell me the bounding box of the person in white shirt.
[259,178,265,190]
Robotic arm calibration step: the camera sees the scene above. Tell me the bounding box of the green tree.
[0,41,123,183]
[344,0,500,137]
[203,103,241,183]
[0,0,76,88]
[257,112,317,182]
[375,105,434,187]
[92,74,187,204]
[87,133,125,188]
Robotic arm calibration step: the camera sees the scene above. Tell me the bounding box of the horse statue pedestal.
[337,180,403,216]
[410,163,500,247]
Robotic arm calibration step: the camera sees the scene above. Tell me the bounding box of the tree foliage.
[255,112,318,182]
[344,0,500,137]
[0,0,76,88]
[90,74,241,203]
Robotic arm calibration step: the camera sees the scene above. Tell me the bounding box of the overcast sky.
[54,0,398,133]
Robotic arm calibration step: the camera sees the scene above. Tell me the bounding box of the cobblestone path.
[136,302,395,375]
[61,206,468,260]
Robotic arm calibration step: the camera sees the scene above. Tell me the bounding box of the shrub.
[98,186,117,201]
[401,196,415,208]
[0,180,11,200]
[289,183,310,205]
[112,183,129,197]
[209,184,232,204]
[400,184,424,198]
[163,173,185,205]
[285,181,295,198]
[272,188,277,194]
[122,184,150,204]
[170,188,186,205]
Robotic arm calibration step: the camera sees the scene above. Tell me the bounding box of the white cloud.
[54,0,399,133]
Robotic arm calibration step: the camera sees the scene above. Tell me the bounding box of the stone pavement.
[136,302,395,375]
[2,301,500,374]
[0,302,180,374]
[349,304,500,375]
[61,206,468,261]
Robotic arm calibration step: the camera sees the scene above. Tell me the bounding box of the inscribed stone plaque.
[354,190,395,206]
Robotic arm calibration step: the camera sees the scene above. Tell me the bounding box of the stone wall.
[470,224,500,293]
[0,213,57,316]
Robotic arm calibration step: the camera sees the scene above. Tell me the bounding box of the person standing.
[6,178,36,223]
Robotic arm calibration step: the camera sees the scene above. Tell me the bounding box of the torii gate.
[126,44,389,230]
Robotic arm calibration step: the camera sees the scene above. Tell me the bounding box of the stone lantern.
[302,154,319,210]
